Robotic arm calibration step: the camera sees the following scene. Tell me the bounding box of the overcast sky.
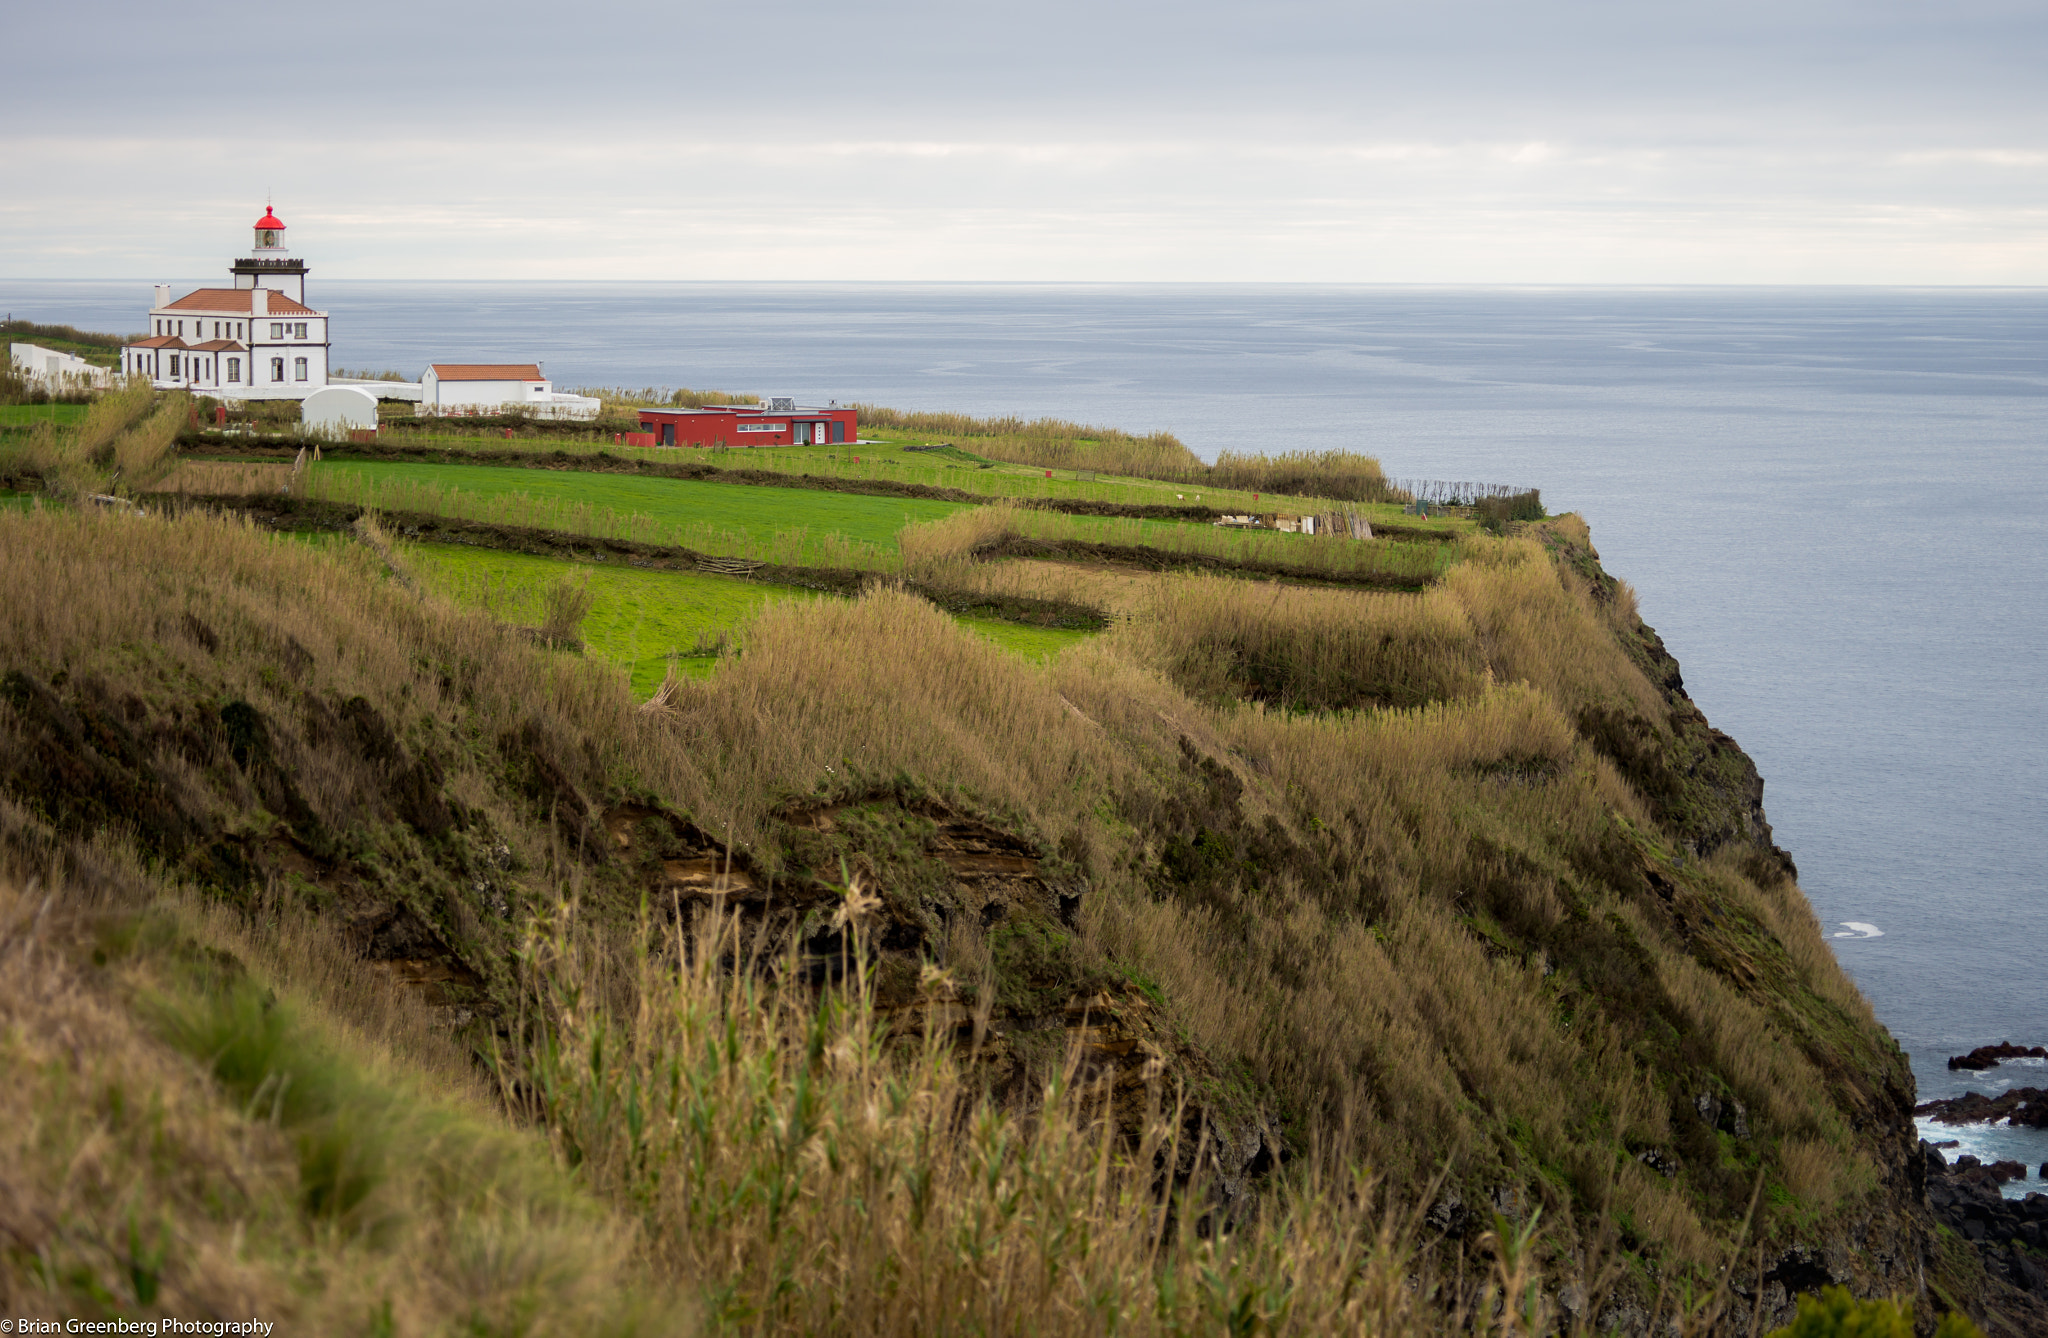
[4,0,2044,282]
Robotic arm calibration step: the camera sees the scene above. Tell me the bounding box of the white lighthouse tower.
[230,206,308,304]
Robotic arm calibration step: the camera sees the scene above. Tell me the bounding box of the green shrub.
[1477,488,1544,533]
[1765,1286,1982,1338]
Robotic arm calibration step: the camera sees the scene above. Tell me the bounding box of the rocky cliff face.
[1547,526,2048,1335]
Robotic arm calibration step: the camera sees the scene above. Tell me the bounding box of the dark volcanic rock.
[1923,1143,2048,1289]
[1950,1042,2048,1071]
[1917,1087,2048,1128]
[1950,1155,2031,1189]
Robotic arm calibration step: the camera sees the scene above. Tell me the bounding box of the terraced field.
[317,459,974,549]
[404,543,1091,695]
[403,545,824,693]
[346,430,1338,512]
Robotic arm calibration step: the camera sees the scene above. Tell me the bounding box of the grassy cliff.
[0,430,1991,1333]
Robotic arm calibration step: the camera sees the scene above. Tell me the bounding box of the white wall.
[431,379,543,409]
[11,343,110,388]
[141,300,329,399]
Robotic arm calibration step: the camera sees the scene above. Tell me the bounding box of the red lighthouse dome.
[253,208,286,253]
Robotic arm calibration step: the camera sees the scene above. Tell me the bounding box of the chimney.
[153,284,170,310]
[253,288,269,317]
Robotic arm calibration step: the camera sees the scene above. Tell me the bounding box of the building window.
[169,355,180,377]
[227,358,240,383]
[271,357,284,382]
[293,322,307,339]
[294,357,308,381]
[271,323,284,339]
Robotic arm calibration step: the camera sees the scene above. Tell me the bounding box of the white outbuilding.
[300,385,379,435]
[421,364,600,419]
[9,343,112,393]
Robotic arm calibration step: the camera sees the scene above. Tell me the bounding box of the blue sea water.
[8,279,2046,1181]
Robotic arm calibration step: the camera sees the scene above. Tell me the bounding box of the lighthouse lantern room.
[231,206,309,304]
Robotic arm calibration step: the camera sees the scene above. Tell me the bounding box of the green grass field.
[313,460,973,553]
[0,404,91,428]
[355,428,1354,513]
[320,457,1302,552]
[404,544,823,694]
[403,543,1092,696]
[952,615,1094,660]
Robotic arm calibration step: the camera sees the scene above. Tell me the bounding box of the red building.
[634,399,857,449]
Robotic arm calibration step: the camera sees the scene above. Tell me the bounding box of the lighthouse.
[230,206,308,304]
[124,205,329,399]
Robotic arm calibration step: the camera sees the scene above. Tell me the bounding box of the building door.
[794,422,810,445]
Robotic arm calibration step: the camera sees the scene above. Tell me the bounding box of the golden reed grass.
[899,501,1455,586]
[0,505,1910,1331]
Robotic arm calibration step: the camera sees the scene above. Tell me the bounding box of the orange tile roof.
[189,339,247,352]
[428,363,545,381]
[129,335,187,349]
[160,288,317,316]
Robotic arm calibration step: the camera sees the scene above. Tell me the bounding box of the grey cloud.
[18,0,2046,137]
[4,0,2042,282]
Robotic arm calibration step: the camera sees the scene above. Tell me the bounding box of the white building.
[300,385,379,434]
[421,363,600,419]
[123,208,330,401]
[9,343,113,392]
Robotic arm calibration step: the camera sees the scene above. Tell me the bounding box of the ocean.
[9,279,2046,1179]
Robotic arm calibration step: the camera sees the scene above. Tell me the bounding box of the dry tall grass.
[851,407,1396,504]
[573,385,762,409]
[514,897,1692,1336]
[900,502,1457,586]
[0,505,1923,1330]
[0,865,657,1333]
[1117,575,1490,710]
[0,384,176,498]
[1208,448,1397,503]
[539,573,595,647]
